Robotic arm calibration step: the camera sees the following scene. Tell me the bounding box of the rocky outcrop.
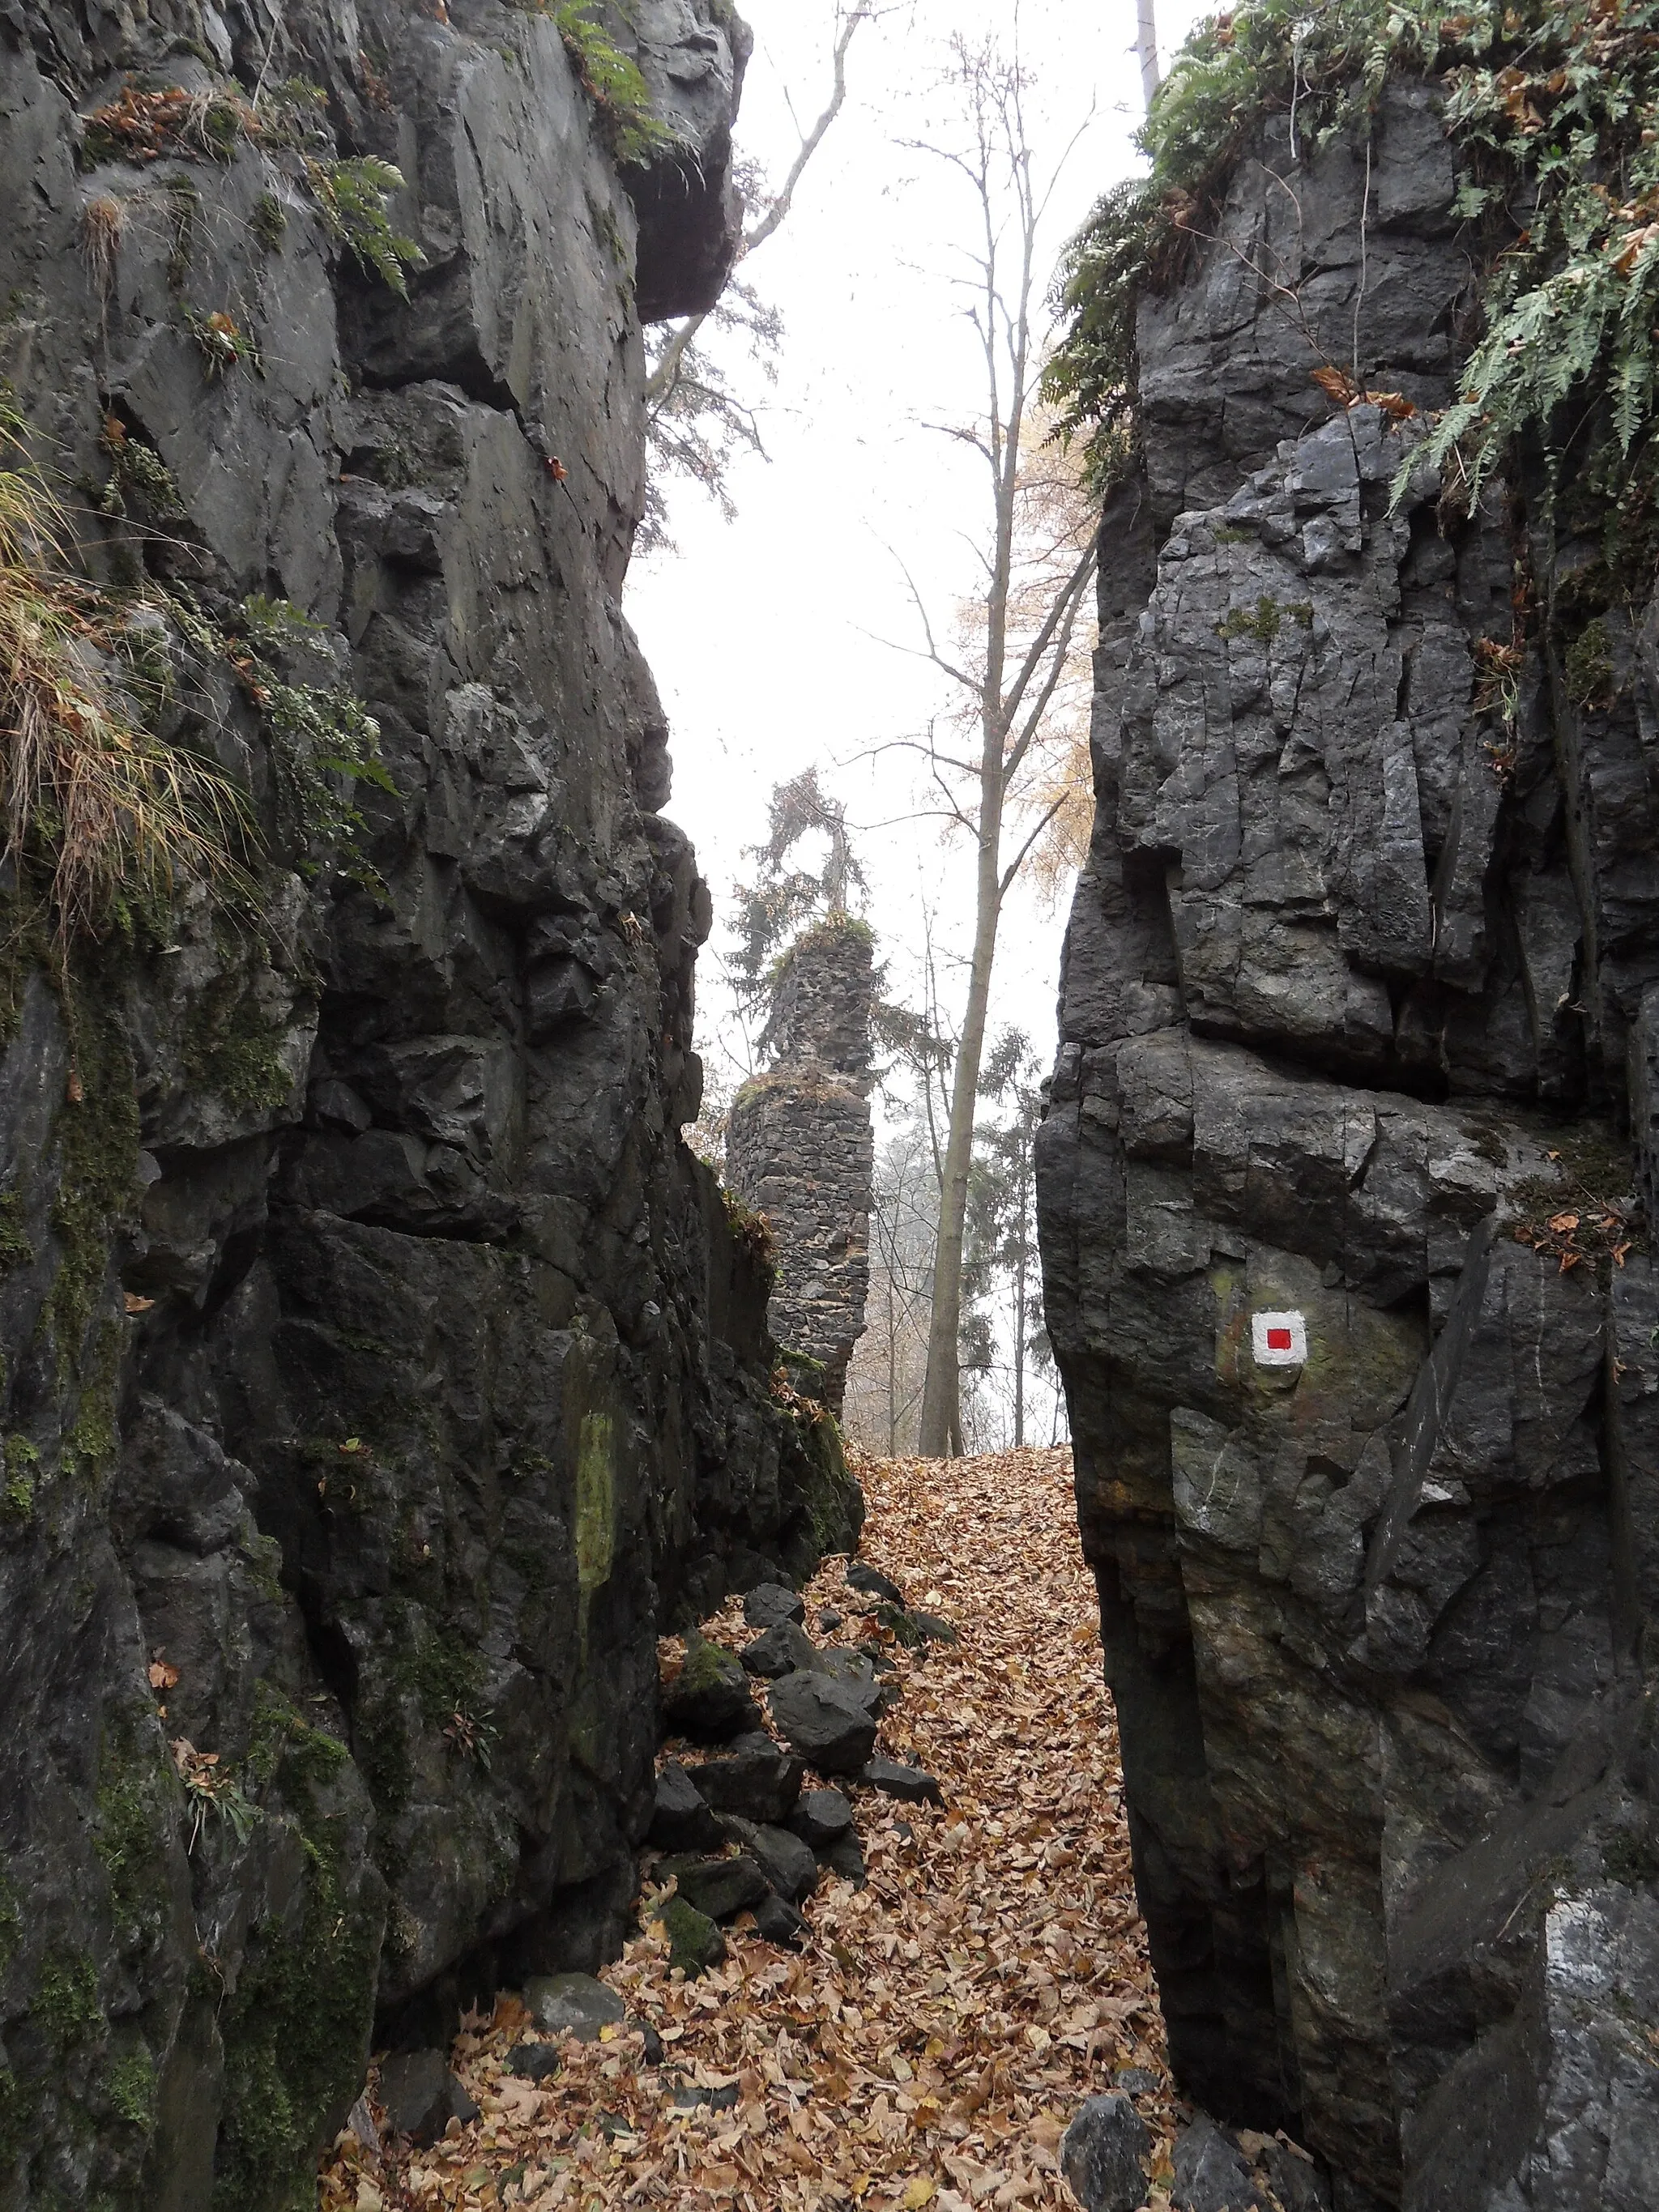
[0,3,859,2206]
[1038,83,1659,2212]
[727,916,874,1413]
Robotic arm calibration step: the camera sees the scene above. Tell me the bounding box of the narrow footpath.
[321,1448,1177,2212]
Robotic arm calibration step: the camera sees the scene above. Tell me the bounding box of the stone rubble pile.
[645,1568,950,1974]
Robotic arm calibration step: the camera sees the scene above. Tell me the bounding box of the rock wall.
[1038,83,1659,2212]
[0,4,859,2206]
[727,917,873,1415]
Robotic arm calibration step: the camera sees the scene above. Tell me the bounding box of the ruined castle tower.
[726,918,875,1415]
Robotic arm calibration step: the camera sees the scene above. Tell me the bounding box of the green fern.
[1047,0,1659,593]
[304,156,424,299]
[513,0,679,165]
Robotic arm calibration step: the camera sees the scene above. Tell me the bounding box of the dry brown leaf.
[318,1448,1177,2212]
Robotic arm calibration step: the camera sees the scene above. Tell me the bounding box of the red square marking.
[1267,1327,1293,1351]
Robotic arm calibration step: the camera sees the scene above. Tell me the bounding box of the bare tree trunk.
[1013,1243,1026,1450]
[1136,0,1161,113]
[917,805,1003,1455]
[907,40,1098,1459]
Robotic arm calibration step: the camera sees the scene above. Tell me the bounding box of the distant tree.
[1136,0,1162,110]
[843,1123,939,1455]
[962,1028,1048,1449]
[893,36,1099,1456]
[728,767,867,1037]
[682,1055,736,1169]
[642,4,874,548]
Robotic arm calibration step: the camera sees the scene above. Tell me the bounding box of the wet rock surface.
[1038,81,1659,2212]
[0,1,869,2204]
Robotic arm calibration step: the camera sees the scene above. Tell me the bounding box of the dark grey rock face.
[714,1814,819,1903]
[686,1735,804,1822]
[524,1971,625,2043]
[726,919,874,1413]
[741,1618,819,1677]
[377,2048,480,2146]
[650,1762,723,1853]
[1038,82,1659,2212]
[0,2,864,2206]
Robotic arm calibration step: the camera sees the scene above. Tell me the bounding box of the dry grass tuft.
[0,429,255,938]
[79,194,126,299]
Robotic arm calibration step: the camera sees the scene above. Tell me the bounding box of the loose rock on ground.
[320,1449,1194,2210]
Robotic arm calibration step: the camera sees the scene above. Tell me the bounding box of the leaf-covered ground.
[320,1447,1179,2212]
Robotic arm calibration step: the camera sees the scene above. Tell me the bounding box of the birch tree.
[900,38,1098,1457]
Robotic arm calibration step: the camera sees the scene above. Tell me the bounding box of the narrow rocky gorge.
[0,4,861,2205]
[317,1447,1173,2212]
[1039,75,1659,2212]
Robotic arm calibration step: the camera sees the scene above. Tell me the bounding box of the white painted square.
[1252,1310,1307,1367]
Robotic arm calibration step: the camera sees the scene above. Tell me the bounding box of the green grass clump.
[34,1946,104,2052]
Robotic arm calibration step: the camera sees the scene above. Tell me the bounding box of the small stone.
[666,2081,741,2112]
[377,2051,480,2147]
[1061,2093,1152,2212]
[740,1622,819,1679]
[655,1894,725,1978]
[820,1829,867,1886]
[633,2020,665,2067]
[860,1754,945,1806]
[523,1971,626,2042]
[669,1853,770,1921]
[1171,2113,1265,2212]
[687,1737,804,1822]
[718,1816,820,1902]
[753,1889,808,1946]
[663,1633,761,1742]
[506,2043,562,2082]
[649,1762,722,1852]
[817,1608,843,1632]
[743,1582,805,1630]
[769,1669,880,1774]
[1260,2142,1330,2212]
[1115,2068,1158,2097]
[909,1609,959,1643]
[789,1787,854,1848]
[846,1562,904,1604]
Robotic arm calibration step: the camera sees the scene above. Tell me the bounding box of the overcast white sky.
[627,0,1208,1105]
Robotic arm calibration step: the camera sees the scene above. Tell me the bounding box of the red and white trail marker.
[1252,1311,1307,1367]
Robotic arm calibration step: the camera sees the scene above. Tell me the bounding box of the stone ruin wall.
[726,920,875,1415]
[1037,81,1659,2212]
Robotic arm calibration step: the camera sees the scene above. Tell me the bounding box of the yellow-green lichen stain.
[574,1409,616,1643]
